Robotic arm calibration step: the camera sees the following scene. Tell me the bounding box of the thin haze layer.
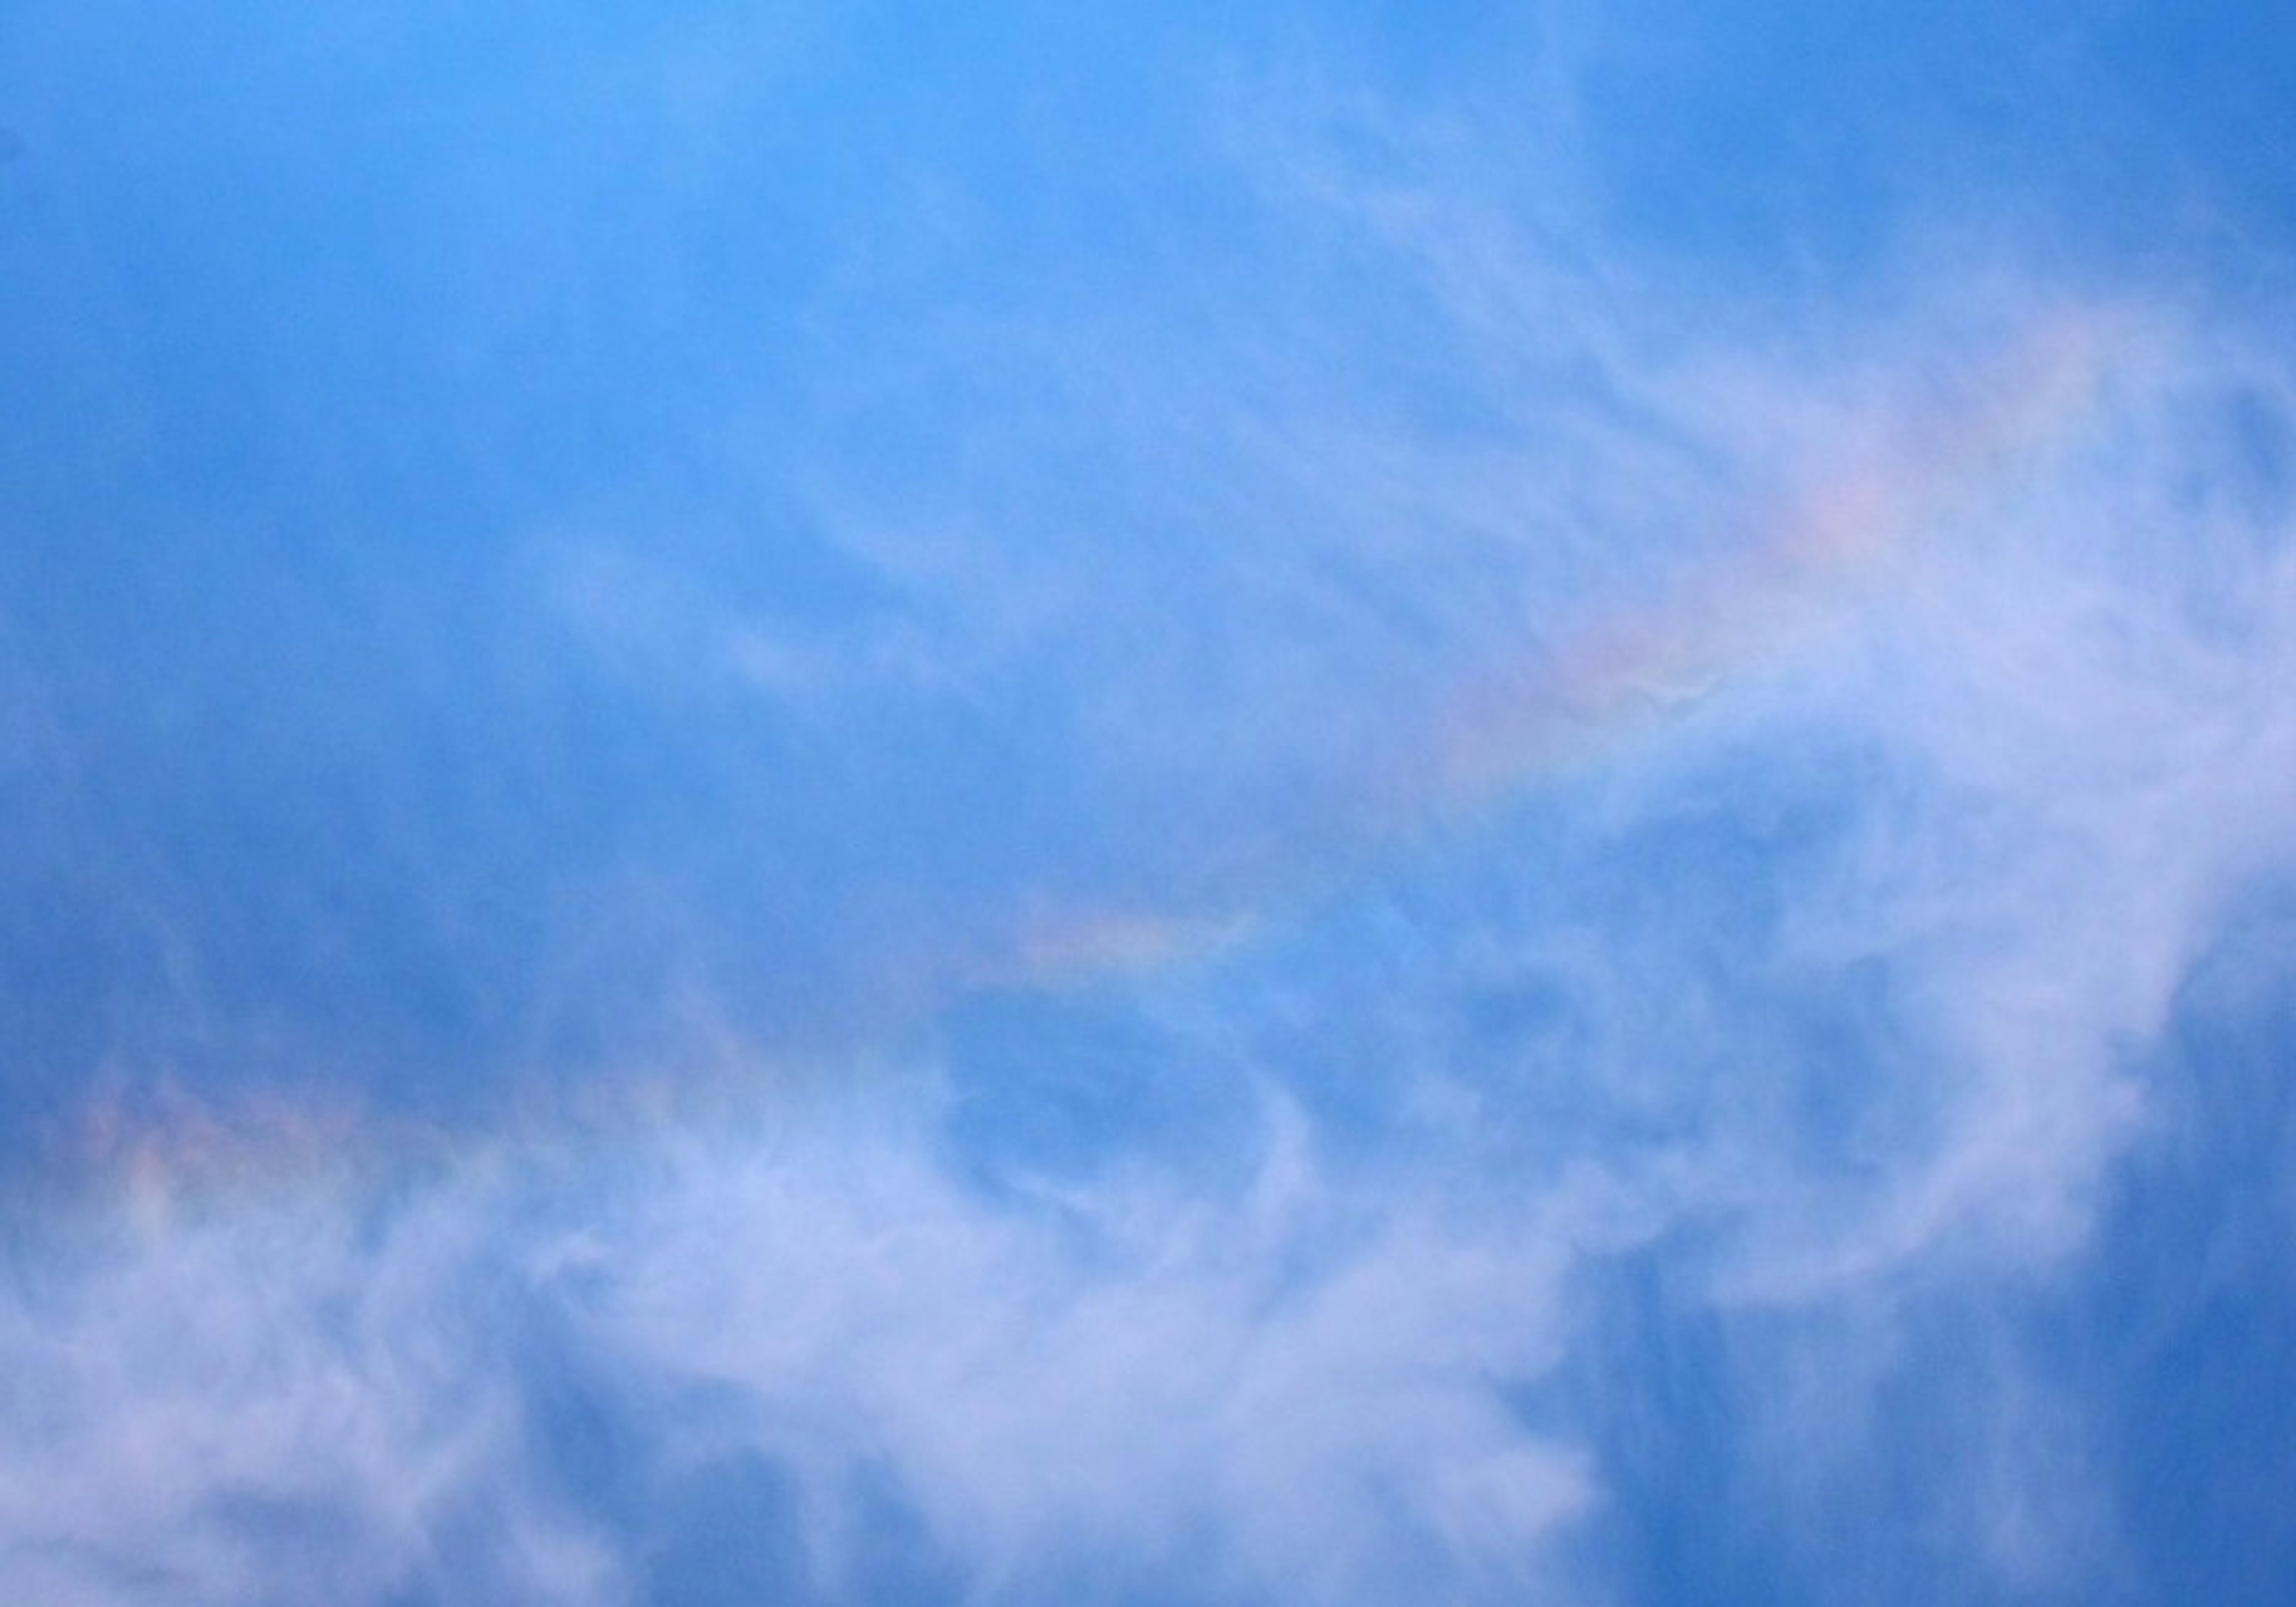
[2,4,2295,1605]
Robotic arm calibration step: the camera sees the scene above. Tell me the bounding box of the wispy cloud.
[4,6,2294,1604]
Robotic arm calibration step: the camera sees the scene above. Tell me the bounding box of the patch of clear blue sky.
[3,3,2295,1602]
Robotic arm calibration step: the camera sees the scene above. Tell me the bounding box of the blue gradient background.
[2,4,2294,1602]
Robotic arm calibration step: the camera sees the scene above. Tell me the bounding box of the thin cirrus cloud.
[2,3,2295,1605]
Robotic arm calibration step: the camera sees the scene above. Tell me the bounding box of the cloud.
[0,1084,1636,1605]
[3,7,2295,1605]
[582,1096,1654,1603]
[0,1156,620,1605]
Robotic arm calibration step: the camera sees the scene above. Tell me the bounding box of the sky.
[2,3,2295,1603]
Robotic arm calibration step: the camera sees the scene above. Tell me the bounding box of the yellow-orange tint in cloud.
[1418,306,2128,820]
[37,309,2138,1204]
[1006,305,2135,996]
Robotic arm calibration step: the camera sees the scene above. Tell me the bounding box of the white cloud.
[582,1096,1641,1603]
[0,1163,622,1605]
[5,15,2295,1604]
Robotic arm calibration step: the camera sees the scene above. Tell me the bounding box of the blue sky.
[3,3,2295,1602]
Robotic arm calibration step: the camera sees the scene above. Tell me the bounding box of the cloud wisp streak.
[7,282,2291,1603]
[2,7,2295,1605]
